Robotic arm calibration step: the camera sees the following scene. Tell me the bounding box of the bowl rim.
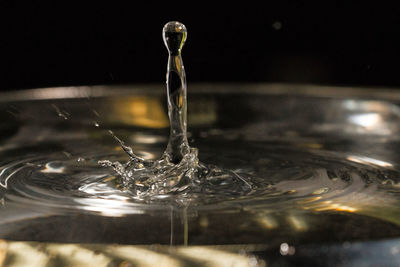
[1,83,400,102]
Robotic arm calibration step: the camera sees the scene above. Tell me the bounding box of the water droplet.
[51,104,70,120]
[62,151,72,158]
[162,21,187,56]
[92,109,100,117]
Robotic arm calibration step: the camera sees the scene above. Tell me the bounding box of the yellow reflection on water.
[110,97,169,128]
[255,215,279,229]
[287,215,308,232]
[314,204,357,213]
[301,199,358,213]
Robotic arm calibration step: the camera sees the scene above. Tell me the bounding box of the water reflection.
[343,100,400,135]
[255,215,278,230]
[348,113,381,128]
[75,198,145,217]
[346,155,393,168]
[40,162,65,173]
[110,97,169,128]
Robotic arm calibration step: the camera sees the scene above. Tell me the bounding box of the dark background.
[1,2,400,91]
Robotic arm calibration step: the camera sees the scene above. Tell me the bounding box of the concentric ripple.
[2,86,400,246]
[1,138,399,220]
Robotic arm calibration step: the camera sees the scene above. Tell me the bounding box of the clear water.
[1,21,400,265]
[99,22,244,200]
[1,89,400,247]
[2,88,400,266]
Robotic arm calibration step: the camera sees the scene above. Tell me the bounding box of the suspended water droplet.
[62,151,72,158]
[92,109,100,117]
[162,21,187,56]
[51,104,70,120]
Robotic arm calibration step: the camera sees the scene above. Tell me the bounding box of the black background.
[1,2,400,91]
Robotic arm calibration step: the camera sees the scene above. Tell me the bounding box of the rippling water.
[1,87,400,255]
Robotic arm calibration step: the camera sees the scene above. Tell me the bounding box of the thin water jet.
[98,22,250,199]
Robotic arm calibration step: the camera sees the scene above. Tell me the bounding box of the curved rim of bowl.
[1,82,400,102]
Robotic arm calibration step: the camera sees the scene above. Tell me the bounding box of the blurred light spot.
[76,198,144,217]
[131,134,166,144]
[314,203,357,213]
[280,243,295,256]
[199,216,209,228]
[347,155,392,168]
[280,243,288,254]
[287,215,308,231]
[113,146,123,151]
[111,97,169,128]
[135,151,157,160]
[312,187,329,195]
[256,215,279,229]
[348,113,381,128]
[40,162,65,173]
[334,205,357,212]
[391,246,400,255]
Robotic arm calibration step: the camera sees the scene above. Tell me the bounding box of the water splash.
[97,22,208,196]
[98,22,251,198]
